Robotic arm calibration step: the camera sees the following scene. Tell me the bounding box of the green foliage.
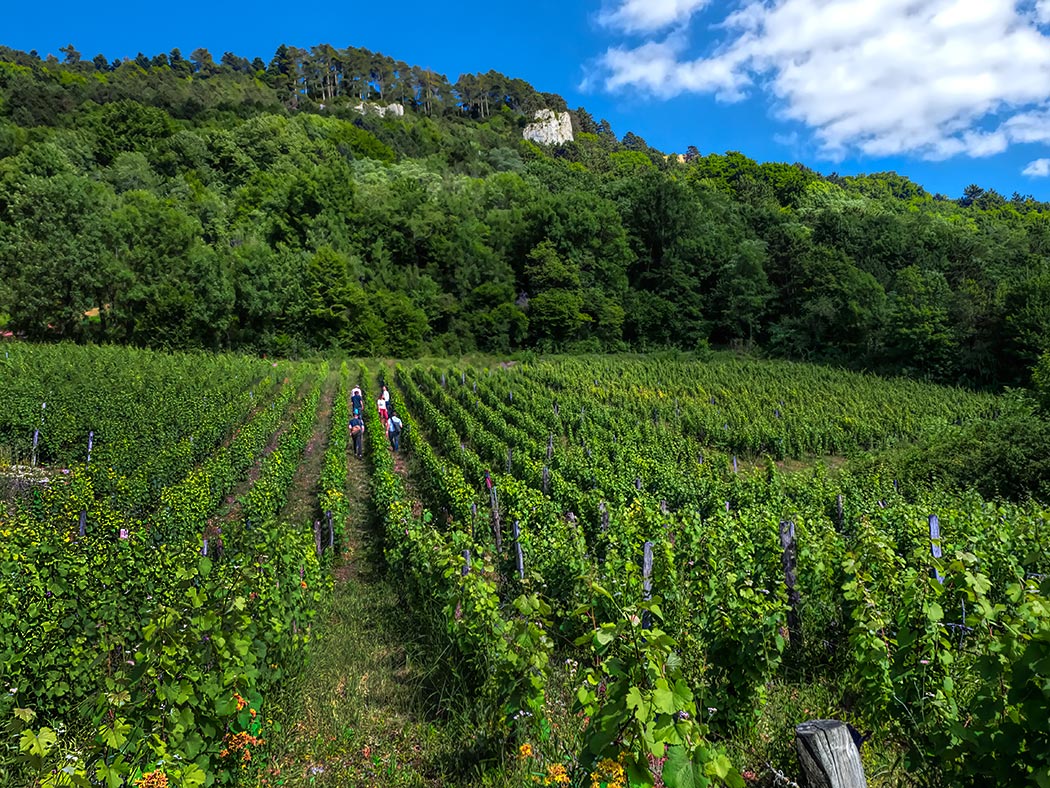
[0,43,1045,382]
[573,590,744,788]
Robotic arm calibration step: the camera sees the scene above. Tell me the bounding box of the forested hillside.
[1,43,1048,387]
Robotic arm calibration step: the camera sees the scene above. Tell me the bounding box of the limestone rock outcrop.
[354,102,405,118]
[523,109,574,145]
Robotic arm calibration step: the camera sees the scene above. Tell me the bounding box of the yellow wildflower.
[544,763,571,785]
[518,742,533,759]
[590,757,626,788]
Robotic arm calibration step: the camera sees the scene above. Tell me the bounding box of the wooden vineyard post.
[470,502,477,541]
[326,510,334,551]
[837,495,844,533]
[795,720,867,788]
[600,501,610,533]
[462,549,471,576]
[513,520,524,580]
[31,428,40,468]
[78,509,86,538]
[929,515,944,584]
[547,433,554,461]
[87,430,94,465]
[314,520,322,557]
[732,455,738,473]
[487,473,502,552]
[642,541,654,630]
[635,477,643,492]
[506,447,513,474]
[201,536,209,556]
[542,465,549,495]
[461,371,466,385]
[660,500,668,515]
[441,372,447,388]
[780,520,801,649]
[553,400,559,416]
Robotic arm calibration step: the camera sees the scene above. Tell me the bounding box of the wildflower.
[136,771,169,788]
[234,693,247,711]
[590,757,626,788]
[300,580,308,589]
[544,763,570,785]
[519,743,533,759]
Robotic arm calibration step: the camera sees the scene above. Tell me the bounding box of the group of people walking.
[348,383,403,458]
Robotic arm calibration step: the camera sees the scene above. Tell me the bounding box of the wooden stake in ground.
[795,720,867,788]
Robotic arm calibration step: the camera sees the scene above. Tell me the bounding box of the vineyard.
[1,345,1048,787]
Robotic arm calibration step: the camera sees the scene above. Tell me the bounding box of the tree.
[885,266,955,379]
[59,44,81,65]
[0,174,116,339]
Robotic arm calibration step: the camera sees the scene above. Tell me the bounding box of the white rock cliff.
[354,102,406,118]
[523,109,574,145]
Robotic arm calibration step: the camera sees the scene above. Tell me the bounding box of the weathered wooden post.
[326,510,334,550]
[929,515,944,584]
[635,477,643,492]
[442,372,447,388]
[87,431,94,465]
[512,520,524,580]
[553,400,559,416]
[547,433,554,461]
[462,549,471,576]
[795,720,867,788]
[542,465,549,495]
[781,520,801,648]
[314,520,322,557]
[600,501,609,533]
[642,541,654,630]
[732,455,738,473]
[509,390,513,403]
[506,447,513,474]
[78,509,86,538]
[201,536,208,556]
[660,500,668,515]
[31,428,40,468]
[461,371,466,385]
[836,495,844,532]
[470,502,477,541]
[488,474,501,552]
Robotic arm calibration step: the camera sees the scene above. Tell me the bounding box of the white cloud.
[599,0,712,33]
[1023,158,1050,176]
[593,0,1050,160]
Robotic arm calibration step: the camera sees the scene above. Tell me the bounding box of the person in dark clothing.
[351,387,363,415]
[349,413,365,458]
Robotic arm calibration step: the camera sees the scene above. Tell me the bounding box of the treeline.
[0,42,1047,388]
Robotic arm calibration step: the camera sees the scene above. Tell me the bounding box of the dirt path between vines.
[279,369,338,526]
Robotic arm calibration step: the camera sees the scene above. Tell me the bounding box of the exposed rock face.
[523,109,574,145]
[354,102,405,118]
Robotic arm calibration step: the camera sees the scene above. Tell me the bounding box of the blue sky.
[9,0,1050,200]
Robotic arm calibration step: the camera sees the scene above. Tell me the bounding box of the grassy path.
[264,370,452,788]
